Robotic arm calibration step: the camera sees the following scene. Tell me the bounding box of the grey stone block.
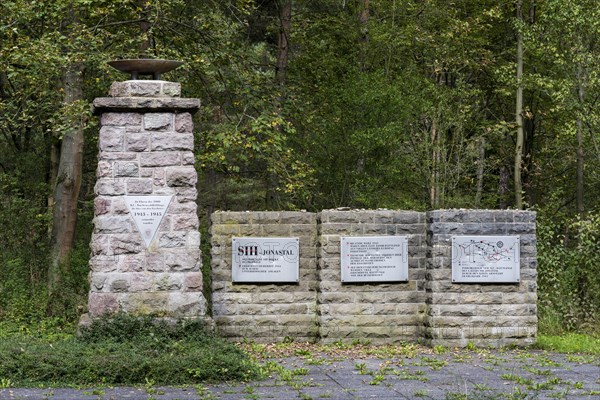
[100,112,142,127]
[125,132,150,151]
[165,166,197,187]
[95,179,126,196]
[93,216,131,234]
[151,132,194,151]
[126,178,153,194]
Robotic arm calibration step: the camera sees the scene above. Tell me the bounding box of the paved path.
[1,350,598,399]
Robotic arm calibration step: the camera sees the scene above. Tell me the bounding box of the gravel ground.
[1,349,598,399]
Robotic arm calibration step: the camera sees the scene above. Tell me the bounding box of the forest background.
[0,0,598,336]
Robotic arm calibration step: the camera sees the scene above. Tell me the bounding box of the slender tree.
[48,63,85,298]
[514,0,525,209]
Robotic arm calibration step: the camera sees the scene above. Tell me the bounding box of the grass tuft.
[535,334,600,354]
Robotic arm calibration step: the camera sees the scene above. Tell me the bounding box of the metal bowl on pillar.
[107,59,184,80]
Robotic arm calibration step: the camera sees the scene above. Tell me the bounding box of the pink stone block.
[111,197,129,214]
[158,232,187,248]
[165,252,199,271]
[89,255,118,273]
[98,151,137,161]
[158,215,171,232]
[140,152,180,167]
[94,197,111,216]
[151,133,193,151]
[184,272,203,291]
[99,126,124,151]
[93,216,131,234]
[175,188,197,202]
[175,113,193,133]
[88,293,119,317]
[111,234,143,254]
[168,200,197,214]
[130,273,153,292]
[145,253,165,272]
[126,178,153,194]
[90,234,110,256]
[153,168,165,186]
[172,214,199,230]
[110,81,162,97]
[119,254,145,272]
[96,161,112,178]
[181,152,195,165]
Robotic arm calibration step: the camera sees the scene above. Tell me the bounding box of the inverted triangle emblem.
[125,195,173,248]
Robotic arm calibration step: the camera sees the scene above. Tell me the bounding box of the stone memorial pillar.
[82,77,208,321]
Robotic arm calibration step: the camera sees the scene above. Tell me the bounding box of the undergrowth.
[0,314,261,387]
[535,333,600,354]
[537,213,600,334]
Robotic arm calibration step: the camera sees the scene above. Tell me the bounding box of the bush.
[537,214,600,334]
[0,314,262,386]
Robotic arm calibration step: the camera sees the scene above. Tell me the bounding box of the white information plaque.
[232,237,299,283]
[125,195,173,247]
[452,236,520,283]
[340,236,408,283]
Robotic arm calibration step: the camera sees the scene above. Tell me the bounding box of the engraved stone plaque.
[452,236,520,283]
[125,195,173,247]
[340,236,408,283]
[232,237,299,283]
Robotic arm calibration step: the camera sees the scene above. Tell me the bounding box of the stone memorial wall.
[210,211,319,342]
[209,209,537,347]
[424,210,537,347]
[317,210,427,344]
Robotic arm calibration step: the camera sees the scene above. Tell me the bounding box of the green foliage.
[0,314,261,386]
[536,334,600,354]
[0,174,50,322]
[537,213,600,333]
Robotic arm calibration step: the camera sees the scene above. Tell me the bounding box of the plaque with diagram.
[452,236,520,283]
[232,237,299,283]
[125,195,173,248]
[340,236,408,283]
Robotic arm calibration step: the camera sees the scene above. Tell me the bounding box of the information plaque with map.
[340,236,408,283]
[452,236,520,283]
[232,237,299,283]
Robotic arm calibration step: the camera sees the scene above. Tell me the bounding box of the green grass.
[535,334,600,354]
[0,314,262,387]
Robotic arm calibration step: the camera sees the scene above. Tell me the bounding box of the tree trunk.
[351,0,369,197]
[429,118,440,208]
[276,0,292,100]
[267,1,293,208]
[47,139,60,235]
[475,137,485,206]
[498,163,510,209]
[48,63,84,300]
[138,0,153,57]
[514,0,524,209]
[576,64,585,219]
[359,0,370,71]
